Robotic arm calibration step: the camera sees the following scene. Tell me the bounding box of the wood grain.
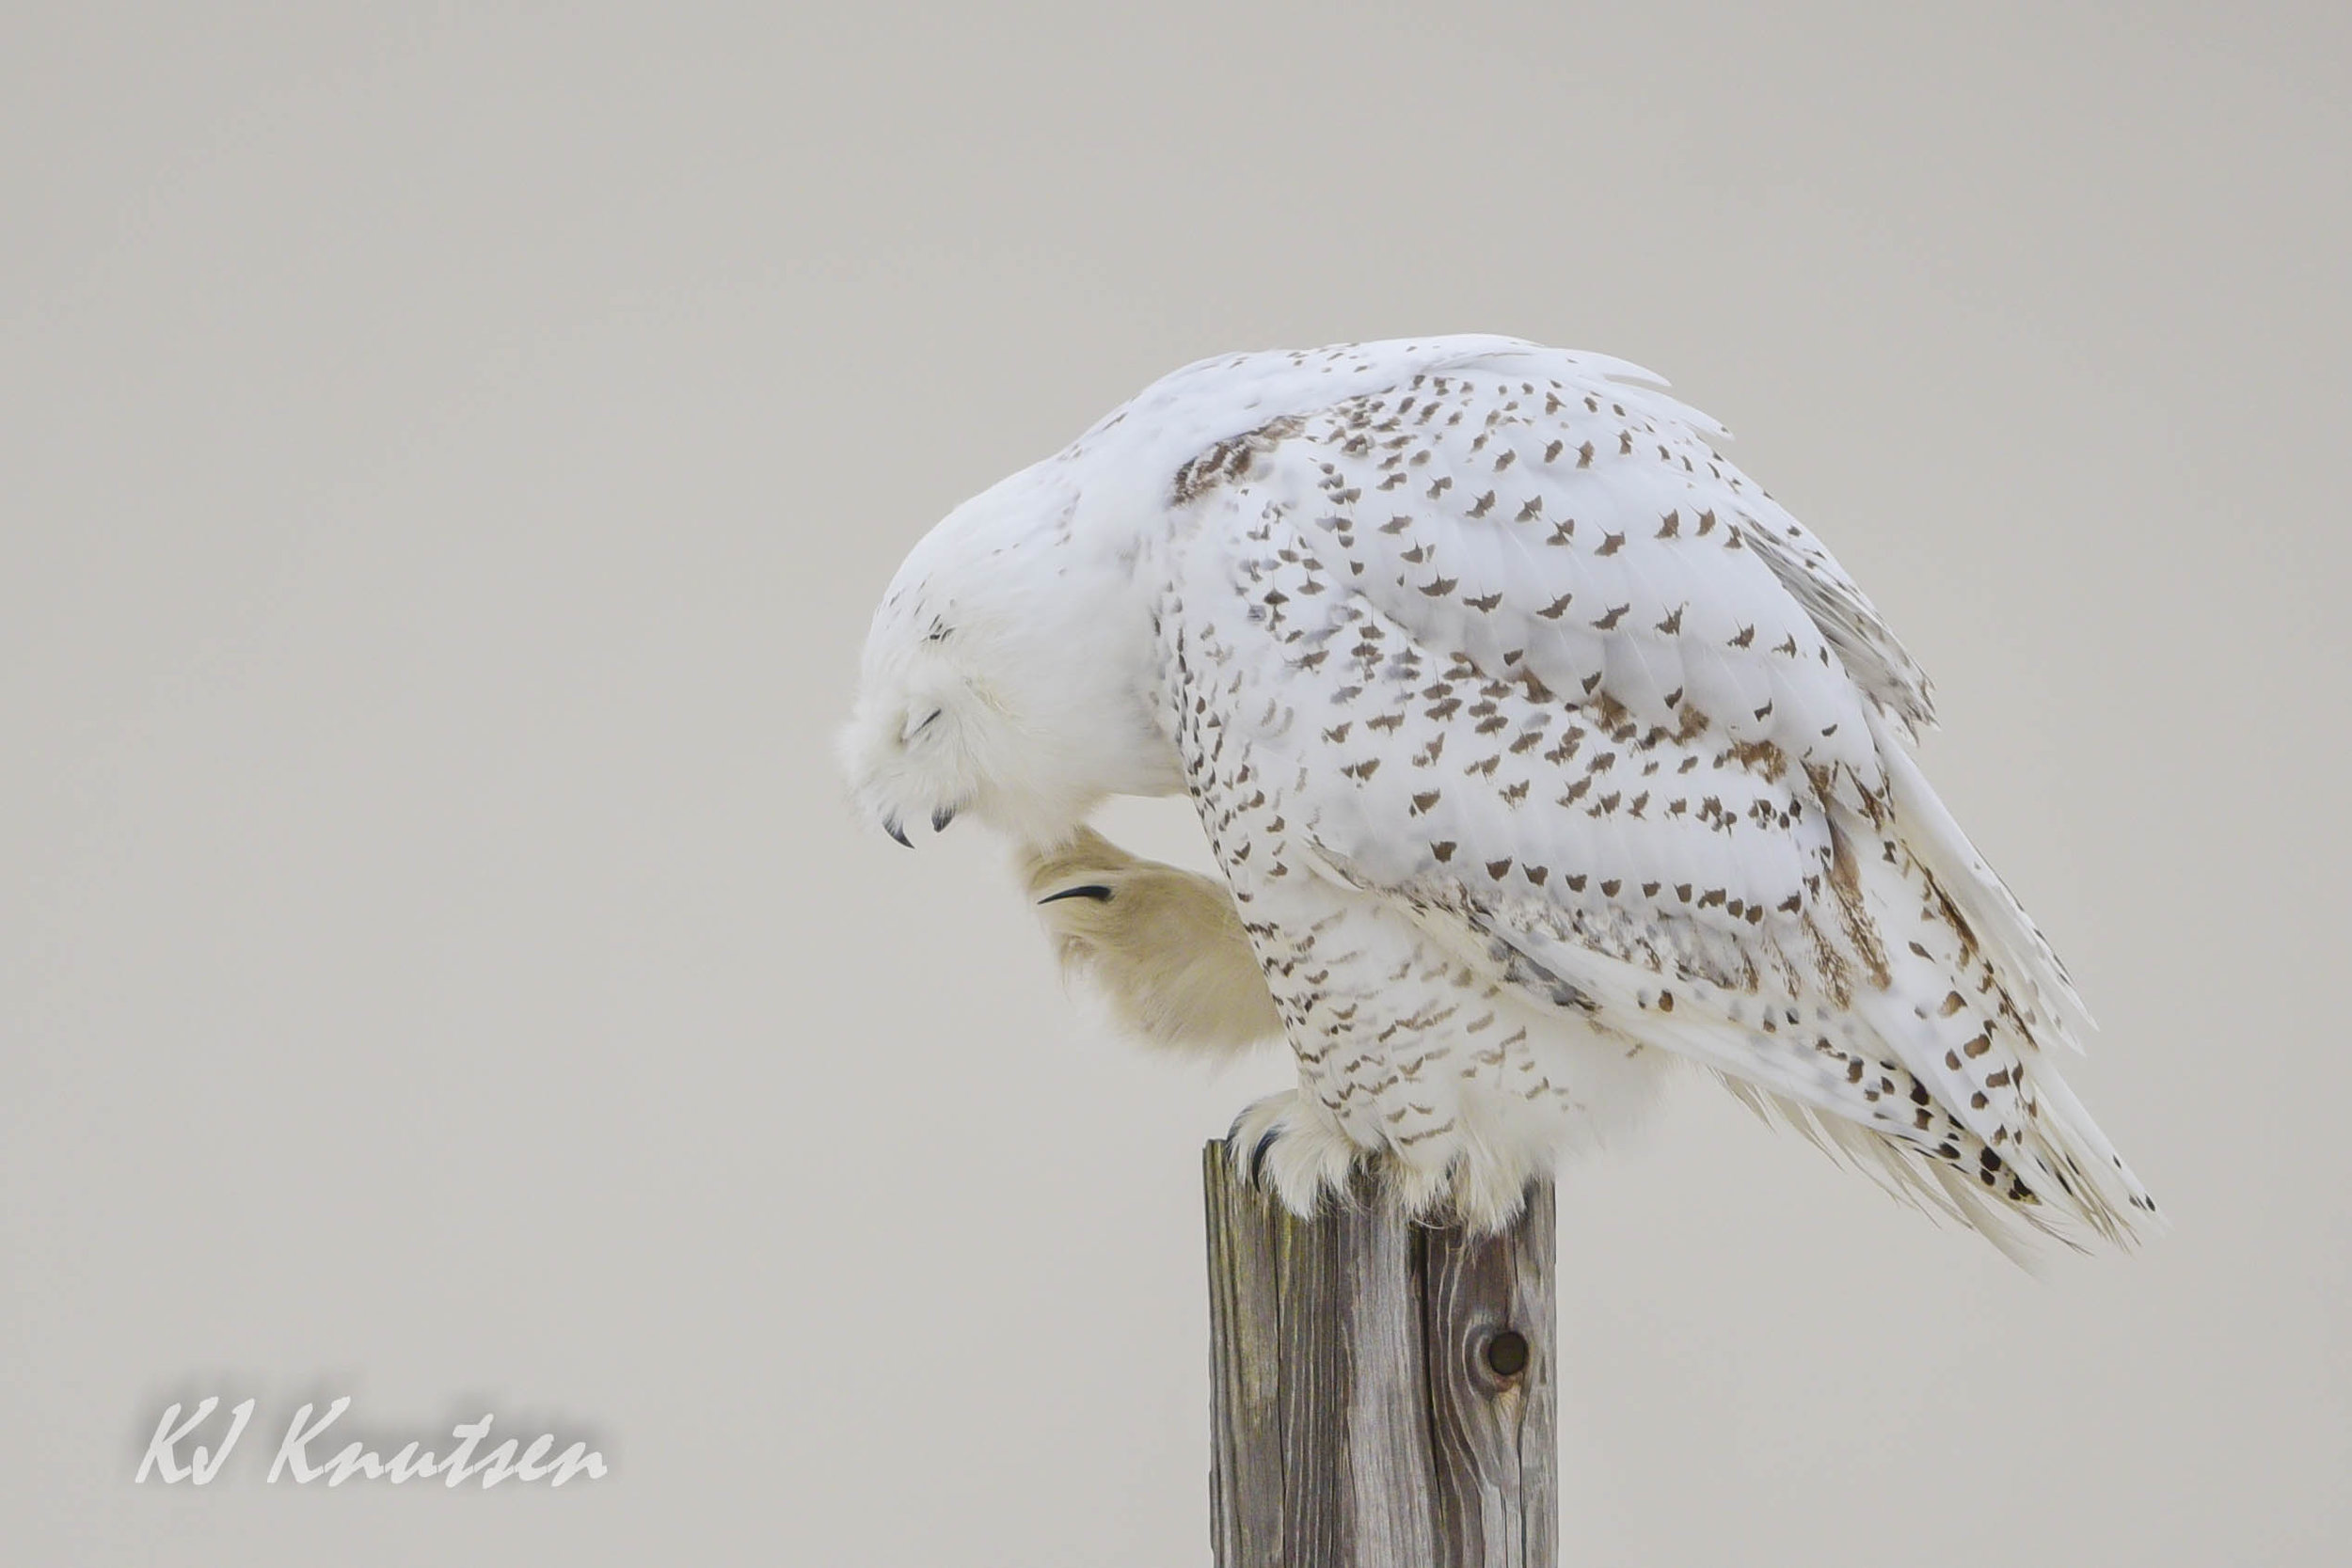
[1203,1144,1557,1568]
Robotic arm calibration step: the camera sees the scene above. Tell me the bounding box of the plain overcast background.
[6,3,2347,1563]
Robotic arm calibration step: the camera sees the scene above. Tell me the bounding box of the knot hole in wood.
[1482,1327,1532,1383]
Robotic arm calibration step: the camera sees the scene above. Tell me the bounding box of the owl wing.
[1168,350,2145,1243]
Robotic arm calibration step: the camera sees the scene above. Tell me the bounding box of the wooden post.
[1203,1144,1558,1568]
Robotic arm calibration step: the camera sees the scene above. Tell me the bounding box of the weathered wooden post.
[1203,1145,1558,1568]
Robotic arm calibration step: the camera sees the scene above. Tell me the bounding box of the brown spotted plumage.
[842,337,2158,1252]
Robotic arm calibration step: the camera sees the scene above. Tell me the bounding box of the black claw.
[930,805,957,832]
[1248,1128,1281,1187]
[1223,1113,1275,1189]
[1037,884,1113,905]
[882,816,913,847]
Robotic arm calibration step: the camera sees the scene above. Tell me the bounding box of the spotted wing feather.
[1170,345,2153,1244]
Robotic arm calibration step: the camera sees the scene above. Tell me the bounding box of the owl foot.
[1226,1093,1537,1234]
[1225,1090,1365,1221]
[1023,828,1280,1059]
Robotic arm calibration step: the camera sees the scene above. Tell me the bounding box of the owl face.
[836,610,992,847]
[838,510,1184,851]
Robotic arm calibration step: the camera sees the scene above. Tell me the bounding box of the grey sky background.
[5,3,2347,1563]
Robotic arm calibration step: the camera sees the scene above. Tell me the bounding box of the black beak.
[1038,884,1114,904]
[882,816,913,847]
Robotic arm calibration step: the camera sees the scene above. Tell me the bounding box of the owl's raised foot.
[1024,828,1281,1061]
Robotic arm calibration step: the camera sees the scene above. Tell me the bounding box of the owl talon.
[1248,1127,1281,1188]
[1037,883,1114,905]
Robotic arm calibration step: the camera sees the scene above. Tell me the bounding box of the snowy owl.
[840,336,2157,1252]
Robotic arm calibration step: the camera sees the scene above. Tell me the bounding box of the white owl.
[840,337,2157,1253]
